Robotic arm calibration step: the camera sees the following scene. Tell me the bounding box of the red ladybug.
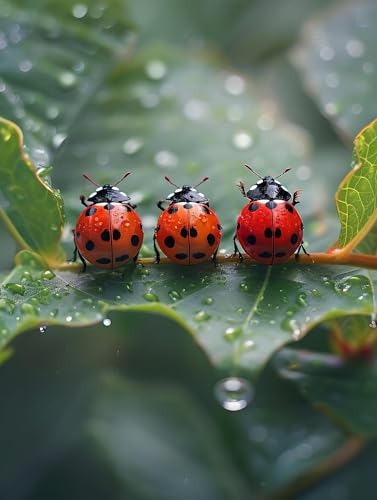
[74,172,144,270]
[234,164,306,264]
[154,176,222,265]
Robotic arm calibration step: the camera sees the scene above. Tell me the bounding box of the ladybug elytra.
[154,176,222,265]
[234,164,306,264]
[74,172,144,270]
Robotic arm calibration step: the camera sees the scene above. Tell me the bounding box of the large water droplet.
[59,71,77,88]
[5,283,25,295]
[223,326,242,342]
[103,318,112,327]
[154,150,178,168]
[0,298,16,314]
[19,60,32,73]
[145,60,167,80]
[224,74,245,96]
[123,137,143,155]
[168,290,182,302]
[194,310,210,322]
[143,291,159,302]
[72,3,88,18]
[41,270,55,280]
[232,131,253,150]
[214,377,253,411]
[21,303,38,315]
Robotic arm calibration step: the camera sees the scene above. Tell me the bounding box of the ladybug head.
[164,176,210,204]
[243,164,292,201]
[83,171,132,204]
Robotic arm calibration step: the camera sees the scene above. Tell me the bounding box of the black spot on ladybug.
[285,204,294,213]
[104,204,114,210]
[258,251,272,258]
[275,228,282,238]
[193,252,206,259]
[275,252,286,258]
[101,229,110,242]
[249,203,259,212]
[85,240,95,251]
[180,228,188,238]
[291,233,298,244]
[190,227,198,237]
[115,254,129,262]
[113,229,121,240]
[237,222,240,230]
[164,236,175,248]
[266,201,277,209]
[246,234,256,245]
[168,206,179,214]
[201,205,210,214]
[264,228,273,238]
[86,207,97,216]
[76,231,81,239]
[175,253,188,260]
[217,224,222,230]
[96,257,111,264]
[131,235,140,246]
[184,203,193,209]
[207,233,216,246]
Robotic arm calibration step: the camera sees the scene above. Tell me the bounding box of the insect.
[154,176,222,265]
[74,171,144,270]
[234,164,306,264]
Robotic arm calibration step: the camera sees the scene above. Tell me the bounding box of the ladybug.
[234,164,307,264]
[74,172,144,270]
[154,176,222,265]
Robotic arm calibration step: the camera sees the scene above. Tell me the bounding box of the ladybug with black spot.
[74,172,144,270]
[154,176,222,265]
[234,164,307,264]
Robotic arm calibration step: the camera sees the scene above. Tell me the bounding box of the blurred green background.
[1,0,377,498]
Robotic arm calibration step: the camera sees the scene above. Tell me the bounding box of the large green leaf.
[335,119,377,253]
[292,1,377,138]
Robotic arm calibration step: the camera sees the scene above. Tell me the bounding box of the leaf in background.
[275,345,377,437]
[0,118,65,265]
[292,1,377,139]
[335,119,377,254]
[0,0,133,163]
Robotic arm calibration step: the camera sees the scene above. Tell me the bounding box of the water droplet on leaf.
[214,377,253,411]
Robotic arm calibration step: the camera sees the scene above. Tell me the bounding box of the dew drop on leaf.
[5,283,25,295]
[39,324,47,334]
[72,3,88,19]
[103,318,111,327]
[143,291,159,302]
[214,377,253,412]
[223,327,241,342]
[194,310,210,322]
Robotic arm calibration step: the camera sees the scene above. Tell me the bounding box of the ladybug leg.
[153,233,161,264]
[157,200,167,211]
[292,191,302,206]
[238,181,247,198]
[133,251,140,263]
[80,195,88,207]
[295,243,309,261]
[72,245,86,271]
[232,234,243,262]
[212,246,219,265]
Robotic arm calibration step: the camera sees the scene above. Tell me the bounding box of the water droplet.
[72,3,88,18]
[224,74,245,96]
[52,133,67,148]
[311,288,321,297]
[346,39,364,58]
[154,150,178,168]
[66,315,73,322]
[223,326,242,342]
[232,131,253,150]
[0,127,11,142]
[21,303,38,315]
[168,290,181,302]
[0,298,16,314]
[21,271,33,282]
[324,102,338,116]
[183,99,208,121]
[145,60,167,80]
[50,309,58,317]
[5,283,25,295]
[59,71,77,88]
[319,46,335,61]
[194,310,210,322]
[202,297,214,305]
[46,105,60,120]
[103,318,112,327]
[41,270,55,280]
[143,291,159,302]
[214,377,253,411]
[240,282,249,292]
[122,137,143,155]
[19,60,32,72]
[243,339,255,350]
[39,324,47,333]
[236,307,244,314]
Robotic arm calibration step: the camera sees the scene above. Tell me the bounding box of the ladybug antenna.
[244,164,263,179]
[82,173,100,187]
[113,171,131,186]
[164,176,180,188]
[275,168,291,179]
[194,176,209,188]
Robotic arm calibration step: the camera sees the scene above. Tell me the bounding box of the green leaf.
[335,119,377,253]
[0,118,65,264]
[2,250,376,379]
[275,346,377,437]
[292,1,377,138]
